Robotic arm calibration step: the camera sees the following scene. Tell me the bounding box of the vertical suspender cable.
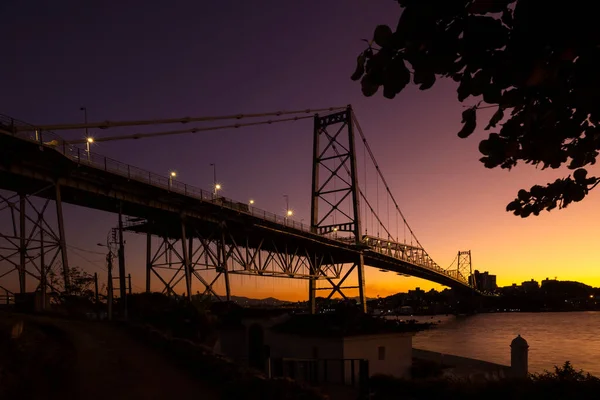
[376,173,380,237]
[387,194,390,240]
[352,113,426,251]
[363,141,368,236]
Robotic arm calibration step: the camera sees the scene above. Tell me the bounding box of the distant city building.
[521,279,539,292]
[470,270,497,292]
[408,287,424,299]
[541,277,558,289]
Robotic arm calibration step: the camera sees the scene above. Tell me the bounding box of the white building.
[215,312,413,382]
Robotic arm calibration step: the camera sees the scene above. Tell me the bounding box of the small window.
[378,346,386,360]
[312,346,319,359]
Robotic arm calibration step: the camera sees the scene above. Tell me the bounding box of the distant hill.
[225,295,289,306]
[211,295,376,306]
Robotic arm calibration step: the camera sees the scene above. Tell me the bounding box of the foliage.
[353,0,600,216]
[532,361,600,383]
[369,362,600,400]
[127,292,216,345]
[48,265,96,302]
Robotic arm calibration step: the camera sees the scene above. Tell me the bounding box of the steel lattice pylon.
[457,250,473,286]
[309,106,366,313]
[136,217,343,301]
[0,186,70,306]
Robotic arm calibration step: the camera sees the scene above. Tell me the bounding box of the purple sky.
[3,1,598,299]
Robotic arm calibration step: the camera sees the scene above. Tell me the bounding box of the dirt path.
[35,317,220,400]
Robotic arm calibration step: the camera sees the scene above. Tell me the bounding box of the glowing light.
[249,199,255,205]
[86,137,94,143]
[286,210,293,217]
[333,227,338,232]
[215,184,222,190]
[170,171,177,177]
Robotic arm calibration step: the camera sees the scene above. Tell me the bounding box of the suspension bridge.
[0,106,478,313]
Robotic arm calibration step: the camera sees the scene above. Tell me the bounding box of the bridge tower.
[309,105,366,313]
[457,250,473,287]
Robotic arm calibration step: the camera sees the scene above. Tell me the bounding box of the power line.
[67,244,106,256]
[18,106,346,132]
[69,247,107,272]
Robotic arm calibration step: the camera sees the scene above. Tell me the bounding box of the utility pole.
[107,252,113,320]
[118,203,127,320]
[94,272,99,303]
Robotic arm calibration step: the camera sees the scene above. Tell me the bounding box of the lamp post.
[86,137,94,162]
[168,171,176,190]
[210,163,218,196]
[81,107,92,162]
[284,195,293,222]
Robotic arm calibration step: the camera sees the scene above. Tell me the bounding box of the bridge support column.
[180,219,192,301]
[146,232,151,292]
[55,183,70,293]
[0,187,71,296]
[219,231,231,302]
[309,278,317,314]
[356,253,367,313]
[145,236,181,297]
[18,194,26,293]
[39,227,46,310]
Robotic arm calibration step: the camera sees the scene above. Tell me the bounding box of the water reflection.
[407,312,600,375]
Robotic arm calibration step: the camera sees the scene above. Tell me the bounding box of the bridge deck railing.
[363,235,470,286]
[0,115,314,233]
[0,114,472,288]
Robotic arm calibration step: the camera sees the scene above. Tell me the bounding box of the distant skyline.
[1,1,599,301]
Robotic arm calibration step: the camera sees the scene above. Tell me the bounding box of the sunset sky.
[1,0,598,300]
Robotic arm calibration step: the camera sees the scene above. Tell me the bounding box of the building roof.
[270,312,431,338]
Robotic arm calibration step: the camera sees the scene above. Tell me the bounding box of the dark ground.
[0,313,219,400]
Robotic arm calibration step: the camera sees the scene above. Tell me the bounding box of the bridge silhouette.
[0,106,477,313]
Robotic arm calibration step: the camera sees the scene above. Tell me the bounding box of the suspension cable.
[65,115,313,144]
[363,143,367,235]
[387,192,390,240]
[19,106,347,132]
[328,135,394,240]
[376,171,380,237]
[360,192,394,240]
[352,112,426,250]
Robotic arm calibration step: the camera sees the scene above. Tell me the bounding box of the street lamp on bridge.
[85,137,94,162]
[210,163,222,197]
[283,194,293,218]
[80,107,93,162]
[168,171,177,189]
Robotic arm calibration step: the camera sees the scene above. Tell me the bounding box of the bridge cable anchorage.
[63,115,315,144]
[18,106,347,133]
